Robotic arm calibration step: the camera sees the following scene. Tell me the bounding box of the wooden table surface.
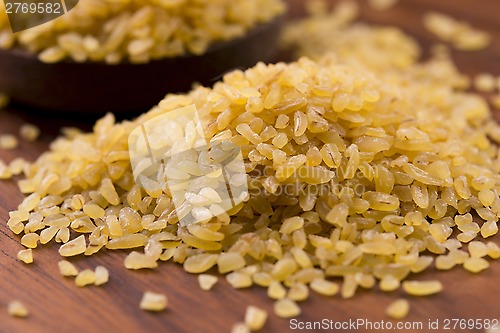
[1,1,500,332]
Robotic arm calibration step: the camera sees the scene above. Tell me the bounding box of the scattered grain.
[95,266,109,286]
[274,299,301,318]
[19,124,40,142]
[0,134,18,150]
[17,249,33,264]
[75,269,96,287]
[227,272,253,289]
[402,280,443,296]
[423,12,491,51]
[140,291,168,312]
[58,260,79,276]
[386,299,410,319]
[475,73,496,92]
[7,300,29,317]
[124,251,158,270]
[245,305,268,331]
[198,274,218,291]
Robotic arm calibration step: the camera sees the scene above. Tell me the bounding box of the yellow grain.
[274,299,301,318]
[58,260,79,277]
[402,280,443,296]
[198,274,218,291]
[8,300,29,317]
[95,266,109,286]
[140,291,168,311]
[244,305,268,331]
[19,124,40,142]
[59,235,86,257]
[75,269,96,287]
[17,249,33,264]
[386,299,410,319]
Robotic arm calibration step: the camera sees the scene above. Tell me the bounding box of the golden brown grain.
[140,291,168,311]
[17,249,33,264]
[386,299,410,319]
[58,260,79,277]
[7,300,29,317]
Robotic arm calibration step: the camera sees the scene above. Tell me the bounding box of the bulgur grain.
[75,269,96,287]
[218,252,246,274]
[124,251,158,270]
[244,305,268,331]
[7,300,28,317]
[475,73,496,92]
[273,299,300,318]
[386,299,410,319]
[287,283,309,302]
[402,280,443,296]
[17,249,33,264]
[0,134,18,150]
[310,278,339,296]
[198,274,218,291]
[19,124,40,142]
[58,260,79,277]
[463,257,490,273]
[140,291,168,312]
[423,12,491,51]
[95,266,109,286]
[59,235,86,257]
[227,272,253,289]
[20,233,39,248]
[267,281,287,300]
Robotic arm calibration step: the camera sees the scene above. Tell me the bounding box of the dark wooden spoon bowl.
[0,16,284,114]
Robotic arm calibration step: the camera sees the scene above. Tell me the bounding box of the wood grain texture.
[1,1,500,332]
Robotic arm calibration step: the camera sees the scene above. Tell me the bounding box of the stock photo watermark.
[289,318,500,331]
[2,0,78,33]
[128,104,381,227]
[129,104,249,227]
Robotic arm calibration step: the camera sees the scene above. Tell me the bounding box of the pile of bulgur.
[4,0,500,329]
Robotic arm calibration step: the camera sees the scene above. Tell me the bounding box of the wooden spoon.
[0,16,284,114]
